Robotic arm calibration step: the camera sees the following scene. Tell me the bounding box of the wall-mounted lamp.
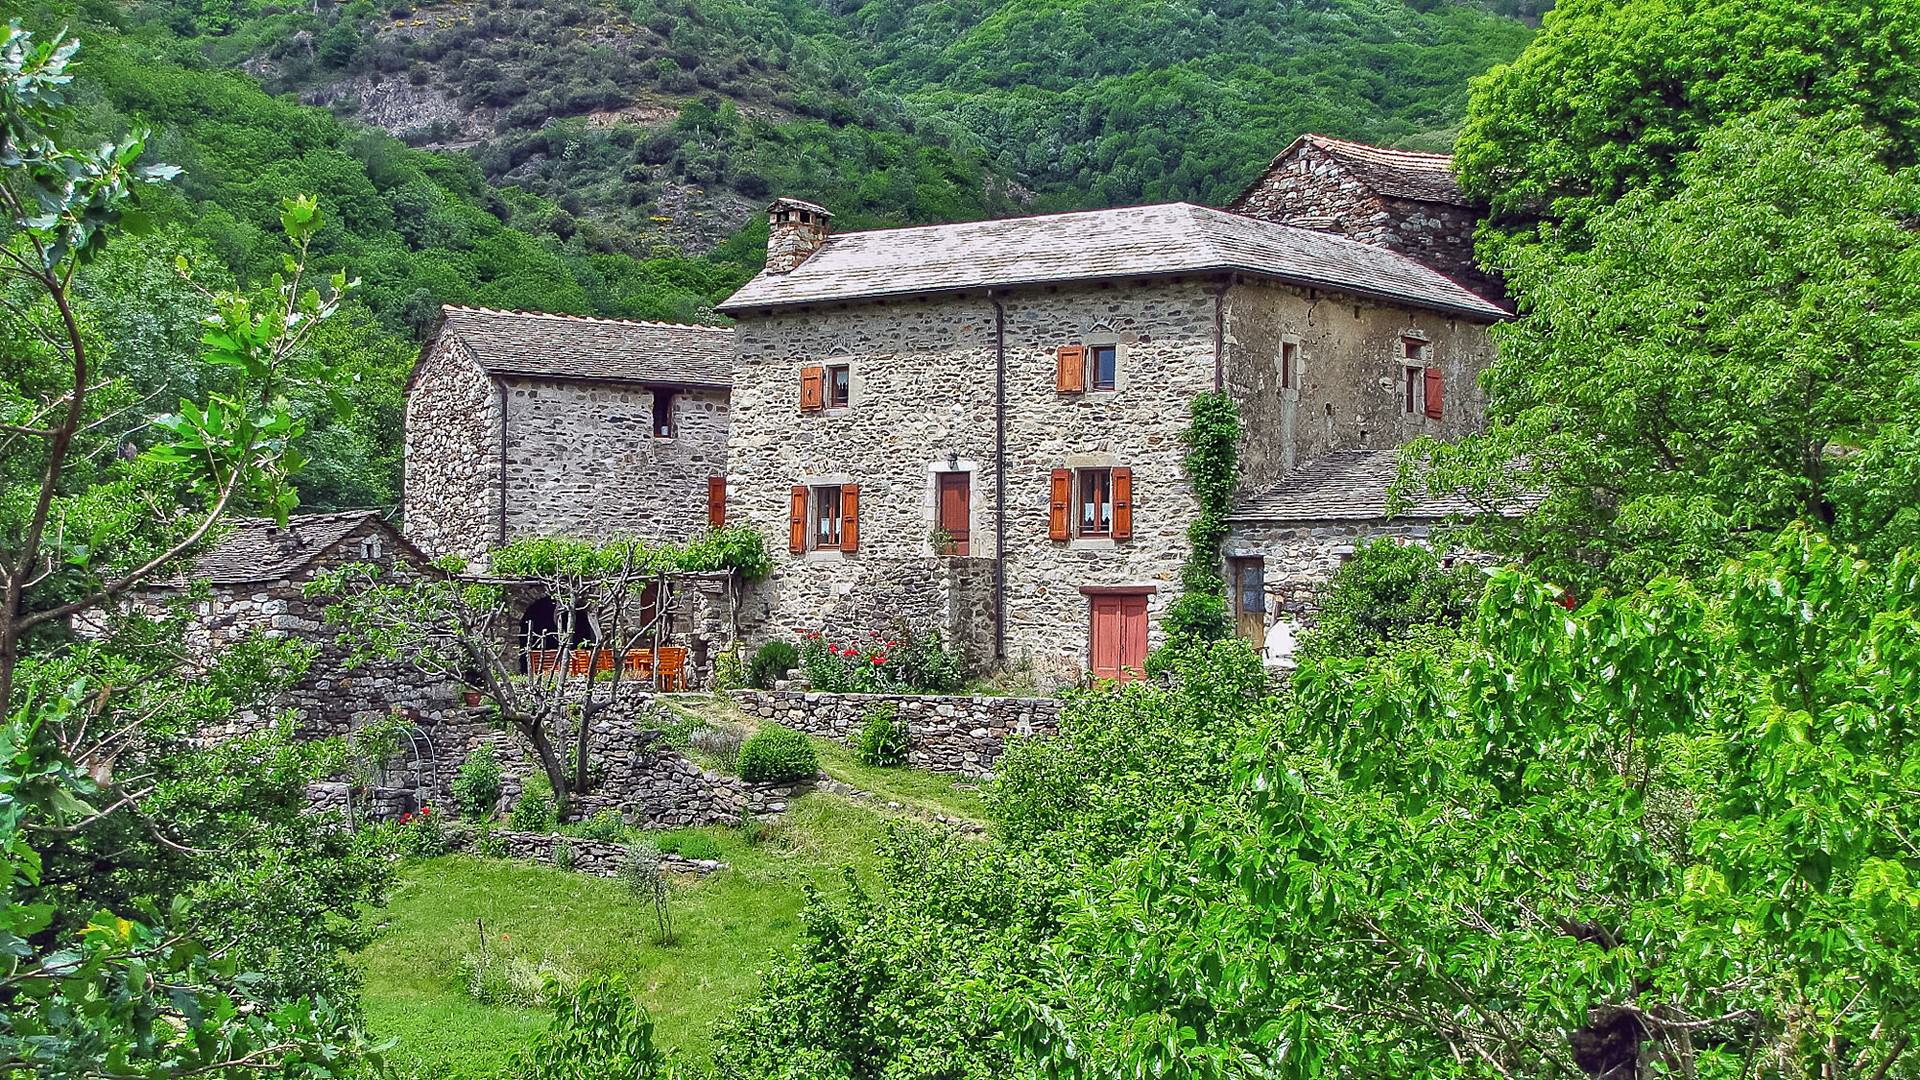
[945,451,960,471]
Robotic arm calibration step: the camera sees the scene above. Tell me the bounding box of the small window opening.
[1088,345,1118,391]
[827,364,851,409]
[1078,468,1113,537]
[1404,366,1424,414]
[812,485,843,549]
[1280,341,1300,390]
[653,389,676,438]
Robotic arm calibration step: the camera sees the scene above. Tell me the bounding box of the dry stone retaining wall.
[492,830,727,876]
[728,689,1061,777]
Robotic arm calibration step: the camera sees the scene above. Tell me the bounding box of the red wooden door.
[937,472,970,555]
[1089,593,1149,682]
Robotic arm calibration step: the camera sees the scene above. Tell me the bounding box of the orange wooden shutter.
[840,485,860,552]
[1111,466,1133,540]
[800,366,825,411]
[1055,345,1086,393]
[1423,367,1444,419]
[788,485,807,553]
[707,475,726,529]
[1049,468,1071,541]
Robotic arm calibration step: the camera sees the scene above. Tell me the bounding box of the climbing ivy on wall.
[1161,391,1242,651]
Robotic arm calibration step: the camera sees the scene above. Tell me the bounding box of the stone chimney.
[765,197,832,274]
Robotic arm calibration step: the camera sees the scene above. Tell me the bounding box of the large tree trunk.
[517,713,572,818]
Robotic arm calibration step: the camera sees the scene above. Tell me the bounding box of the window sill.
[801,549,849,564]
[1069,536,1119,551]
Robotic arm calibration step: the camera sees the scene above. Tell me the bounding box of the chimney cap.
[768,196,831,219]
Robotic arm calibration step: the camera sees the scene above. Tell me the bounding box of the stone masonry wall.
[1222,278,1496,495]
[728,280,1218,689]
[502,376,728,546]
[1223,519,1441,621]
[404,336,500,566]
[1229,141,1499,301]
[729,689,1062,777]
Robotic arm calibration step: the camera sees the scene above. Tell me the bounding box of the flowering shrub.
[855,703,910,767]
[798,626,965,693]
[396,806,451,857]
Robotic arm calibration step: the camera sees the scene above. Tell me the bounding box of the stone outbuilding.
[404,305,734,567]
[107,511,456,741]
[717,158,1510,687]
[1222,448,1526,662]
[1229,133,1504,304]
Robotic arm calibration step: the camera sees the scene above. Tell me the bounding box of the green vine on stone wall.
[1161,391,1242,652]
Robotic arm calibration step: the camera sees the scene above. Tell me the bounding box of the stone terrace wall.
[729,689,1062,777]
[493,830,727,876]
[441,687,748,829]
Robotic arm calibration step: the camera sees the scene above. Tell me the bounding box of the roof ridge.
[1306,133,1454,165]
[442,304,733,333]
[827,201,1204,243]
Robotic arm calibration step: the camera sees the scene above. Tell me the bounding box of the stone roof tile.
[1229,449,1525,523]
[1296,135,1469,206]
[438,306,733,387]
[718,202,1507,321]
[180,511,411,585]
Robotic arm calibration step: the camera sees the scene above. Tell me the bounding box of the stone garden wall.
[728,689,1062,777]
[492,830,727,876]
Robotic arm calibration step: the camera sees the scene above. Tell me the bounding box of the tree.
[1296,537,1484,660]
[1009,527,1919,1079]
[0,23,383,1075]
[0,23,351,707]
[513,976,668,1080]
[1403,110,1920,589]
[311,528,770,816]
[1455,0,1920,255]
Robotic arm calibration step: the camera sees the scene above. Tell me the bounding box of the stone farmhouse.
[374,133,1508,689]
[404,305,733,567]
[717,164,1507,685]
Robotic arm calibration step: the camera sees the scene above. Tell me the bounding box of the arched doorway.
[518,597,596,674]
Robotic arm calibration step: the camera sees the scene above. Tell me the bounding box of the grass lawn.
[360,794,893,1077]
[808,736,987,822]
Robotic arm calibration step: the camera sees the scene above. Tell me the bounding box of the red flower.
[871,655,886,665]
[399,812,412,824]
[421,807,432,816]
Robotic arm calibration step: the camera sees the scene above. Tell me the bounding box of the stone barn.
[107,510,457,741]
[404,305,734,568]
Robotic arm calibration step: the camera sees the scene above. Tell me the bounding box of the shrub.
[688,724,743,773]
[1299,538,1486,660]
[737,724,818,783]
[511,976,666,1078]
[396,806,451,857]
[460,938,581,1009]
[713,644,747,690]
[748,640,799,689]
[452,746,503,820]
[666,831,722,862]
[569,808,627,843]
[472,824,507,859]
[855,703,910,767]
[800,626,966,693]
[509,770,557,832]
[898,630,965,692]
[552,838,577,872]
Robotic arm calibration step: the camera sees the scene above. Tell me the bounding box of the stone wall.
[501,376,728,546]
[404,336,500,567]
[1222,278,1496,495]
[1223,519,1439,621]
[728,689,1062,777]
[492,830,727,876]
[442,687,749,829]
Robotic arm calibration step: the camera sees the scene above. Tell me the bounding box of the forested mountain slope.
[141,0,1536,250]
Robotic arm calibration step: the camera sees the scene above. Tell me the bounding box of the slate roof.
[434,306,734,388]
[176,511,416,586]
[1281,134,1471,206]
[717,202,1508,321]
[1229,449,1522,523]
